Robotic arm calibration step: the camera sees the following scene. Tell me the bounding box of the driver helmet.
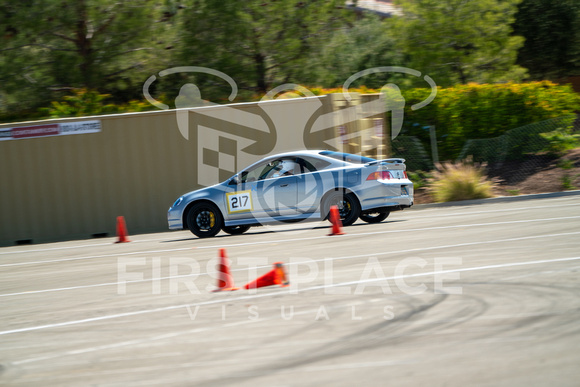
[275,159,296,176]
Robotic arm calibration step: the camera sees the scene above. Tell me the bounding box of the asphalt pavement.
[1,193,580,386]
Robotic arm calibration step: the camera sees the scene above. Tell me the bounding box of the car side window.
[241,157,328,183]
[259,159,299,180]
[240,162,268,183]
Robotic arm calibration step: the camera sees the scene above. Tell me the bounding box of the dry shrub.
[427,159,498,202]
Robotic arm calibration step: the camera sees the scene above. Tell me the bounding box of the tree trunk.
[75,0,94,88]
[254,52,267,94]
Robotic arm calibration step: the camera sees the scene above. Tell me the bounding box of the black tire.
[359,210,390,223]
[186,202,223,238]
[221,225,251,235]
[322,191,361,227]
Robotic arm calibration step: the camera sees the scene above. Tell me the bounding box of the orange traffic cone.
[212,248,239,292]
[244,262,289,289]
[327,205,345,236]
[115,216,130,243]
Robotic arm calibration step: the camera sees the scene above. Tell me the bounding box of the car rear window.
[298,156,331,172]
[319,151,376,164]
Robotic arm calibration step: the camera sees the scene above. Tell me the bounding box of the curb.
[412,190,580,210]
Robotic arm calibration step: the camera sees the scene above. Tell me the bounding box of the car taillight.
[403,171,408,179]
[367,171,392,180]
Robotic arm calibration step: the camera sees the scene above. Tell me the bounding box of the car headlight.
[171,197,184,209]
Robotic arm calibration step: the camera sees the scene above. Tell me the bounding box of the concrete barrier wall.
[0,94,386,246]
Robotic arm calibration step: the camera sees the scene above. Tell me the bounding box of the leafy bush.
[561,174,578,190]
[457,116,574,164]
[407,170,432,191]
[426,159,498,202]
[540,127,580,157]
[40,88,154,118]
[400,82,580,160]
[557,159,575,170]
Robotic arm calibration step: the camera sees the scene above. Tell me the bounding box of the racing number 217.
[230,195,248,209]
[227,191,252,213]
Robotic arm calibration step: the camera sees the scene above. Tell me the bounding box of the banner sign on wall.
[0,120,101,141]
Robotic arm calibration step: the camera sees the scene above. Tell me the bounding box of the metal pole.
[429,125,439,164]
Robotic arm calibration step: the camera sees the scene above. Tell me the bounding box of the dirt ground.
[414,148,580,204]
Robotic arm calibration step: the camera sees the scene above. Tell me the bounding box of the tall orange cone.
[115,216,130,243]
[244,262,289,289]
[327,205,345,236]
[212,248,239,292]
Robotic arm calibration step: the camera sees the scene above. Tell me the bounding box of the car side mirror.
[228,175,240,185]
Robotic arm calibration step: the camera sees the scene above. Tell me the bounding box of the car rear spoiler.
[365,158,406,166]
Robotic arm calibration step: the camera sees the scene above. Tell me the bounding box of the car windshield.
[319,151,376,164]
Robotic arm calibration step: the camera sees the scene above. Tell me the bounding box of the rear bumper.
[358,181,414,211]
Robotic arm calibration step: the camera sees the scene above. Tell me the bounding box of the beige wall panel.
[0,94,376,246]
[0,111,189,245]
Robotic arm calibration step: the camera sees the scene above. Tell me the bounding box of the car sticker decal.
[226,190,253,213]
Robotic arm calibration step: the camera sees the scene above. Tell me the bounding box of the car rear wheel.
[186,202,223,238]
[221,225,251,235]
[359,210,390,223]
[322,191,360,227]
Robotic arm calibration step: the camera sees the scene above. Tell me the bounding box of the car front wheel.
[322,191,361,227]
[359,210,390,223]
[186,202,223,238]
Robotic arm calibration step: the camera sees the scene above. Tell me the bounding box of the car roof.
[269,149,327,159]
[238,150,369,173]
[271,150,378,164]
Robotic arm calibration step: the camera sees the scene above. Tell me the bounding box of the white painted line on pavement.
[2,201,579,256]
[1,255,579,337]
[2,230,579,298]
[1,215,580,268]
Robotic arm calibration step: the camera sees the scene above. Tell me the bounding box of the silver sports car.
[168,150,413,238]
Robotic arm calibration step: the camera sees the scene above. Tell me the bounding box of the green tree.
[513,0,580,80]
[176,0,354,97]
[390,0,527,86]
[302,12,404,88]
[0,0,166,121]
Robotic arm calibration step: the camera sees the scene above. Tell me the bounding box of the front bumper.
[168,207,184,230]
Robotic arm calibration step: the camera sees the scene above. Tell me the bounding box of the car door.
[254,158,299,218]
[295,156,330,215]
[226,158,298,221]
[224,161,268,221]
